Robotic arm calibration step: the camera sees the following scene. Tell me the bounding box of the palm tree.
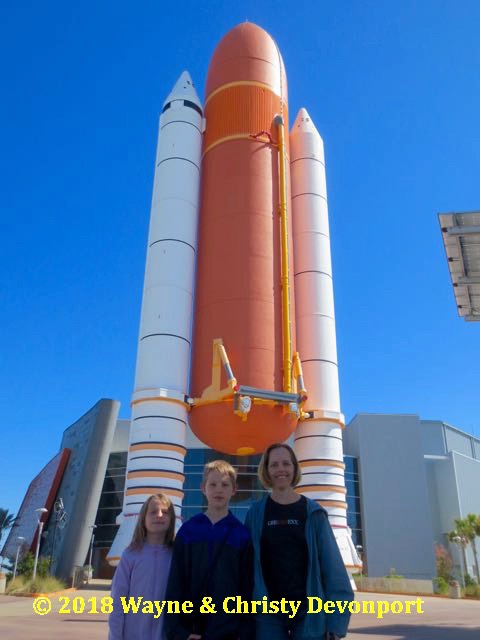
[452,514,480,583]
[469,513,480,583]
[0,509,17,569]
[0,508,16,539]
[448,520,470,585]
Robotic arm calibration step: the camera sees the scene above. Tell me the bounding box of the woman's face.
[267,447,295,489]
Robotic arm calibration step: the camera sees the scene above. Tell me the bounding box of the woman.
[246,443,354,639]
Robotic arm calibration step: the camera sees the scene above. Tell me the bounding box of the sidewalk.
[0,585,478,639]
[0,580,111,640]
[347,592,479,640]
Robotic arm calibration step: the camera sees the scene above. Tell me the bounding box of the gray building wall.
[419,420,447,456]
[423,421,480,577]
[474,439,480,460]
[420,420,480,461]
[344,414,436,579]
[112,418,130,453]
[424,457,446,548]
[445,427,475,458]
[425,451,480,579]
[452,451,480,576]
[42,399,119,580]
[454,452,480,516]
[427,455,459,543]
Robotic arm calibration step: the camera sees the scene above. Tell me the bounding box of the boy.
[165,460,253,640]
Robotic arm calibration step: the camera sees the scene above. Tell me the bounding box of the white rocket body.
[107,72,202,564]
[290,109,362,577]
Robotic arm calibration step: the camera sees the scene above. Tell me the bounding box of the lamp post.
[355,545,363,564]
[32,508,48,580]
[87,524,97,584]
[13,537,25,580]
[453,535,466,589]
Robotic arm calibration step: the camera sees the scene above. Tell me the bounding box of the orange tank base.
[189,402,298,455]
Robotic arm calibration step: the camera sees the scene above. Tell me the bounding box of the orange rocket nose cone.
[206,22,287,98]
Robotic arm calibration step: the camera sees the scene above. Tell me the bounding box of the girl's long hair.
[129,493,176,550]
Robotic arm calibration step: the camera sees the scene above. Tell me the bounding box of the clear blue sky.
[2,1,479,519]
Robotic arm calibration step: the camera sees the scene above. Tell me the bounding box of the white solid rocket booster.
[290,109,362,575]
[108,72,202,563]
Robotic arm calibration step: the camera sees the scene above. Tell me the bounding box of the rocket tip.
[291,108,320,137]
[292,107,312,128]
[163,70,202,111]
[179,70,194,86]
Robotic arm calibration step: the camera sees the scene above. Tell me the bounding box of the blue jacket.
[164,512,253,640]
[245,495,354,638]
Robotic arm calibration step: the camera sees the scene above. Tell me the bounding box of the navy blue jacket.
[165,512,253,640]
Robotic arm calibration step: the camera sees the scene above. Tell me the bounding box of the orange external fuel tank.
[189,23,298,455]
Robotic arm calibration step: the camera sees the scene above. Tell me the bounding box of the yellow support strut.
[275,114,293,393]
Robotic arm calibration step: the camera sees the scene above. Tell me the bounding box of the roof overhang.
[439,211,480,322]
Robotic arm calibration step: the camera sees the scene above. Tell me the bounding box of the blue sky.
[2,0,479,520]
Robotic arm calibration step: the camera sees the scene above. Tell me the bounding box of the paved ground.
[0,583,478,639]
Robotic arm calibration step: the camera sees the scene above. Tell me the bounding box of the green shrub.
[16,553,50,579]
[16,552,34,577]
[5,577,25,594]
[434,576,449,594]
[464,573,477,587]
[6,575,66,594]
[385,568,404,579]
[434,544,454,582]
[29,575,65,593]
[464,583,480,598]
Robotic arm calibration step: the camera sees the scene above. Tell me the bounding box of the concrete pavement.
[0,584,478,639]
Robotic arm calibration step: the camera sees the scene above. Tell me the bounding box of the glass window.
[98,491,124,510]
[344,456,357,473]
[350,528,363,548]
[94,524,119,546]
[95,507,122,527]
[347,495,361,514]
[102,473,126,493]
[92,449,364,554]
[108,452,127,470]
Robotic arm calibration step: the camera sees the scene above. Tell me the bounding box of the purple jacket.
[109,543,172,640]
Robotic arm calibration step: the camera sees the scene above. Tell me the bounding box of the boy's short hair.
[203,459,237,487]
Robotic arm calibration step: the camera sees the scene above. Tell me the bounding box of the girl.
[109,493,175,640]
[246,443,354,640]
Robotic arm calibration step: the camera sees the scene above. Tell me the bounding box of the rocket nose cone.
[290,108,324,161]
[291,108,321,137]
[163,70,202,111]
[296,108,310,123]
[206,22,287,99]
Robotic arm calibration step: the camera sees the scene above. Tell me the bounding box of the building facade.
[89,422,362,578]
[343,414,480,580]
[6,402,478,582]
